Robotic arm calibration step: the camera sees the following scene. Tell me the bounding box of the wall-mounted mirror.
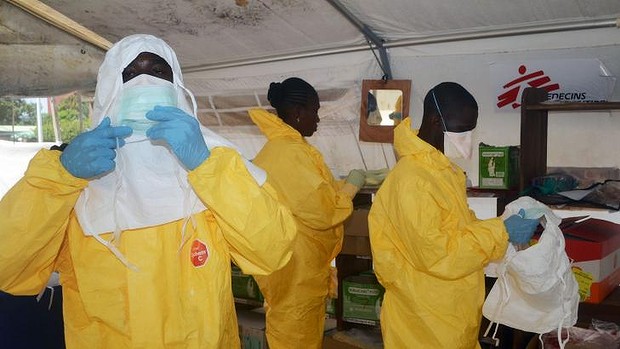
[359,79,411,143]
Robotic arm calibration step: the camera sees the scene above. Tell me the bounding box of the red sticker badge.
[190,239,209,267]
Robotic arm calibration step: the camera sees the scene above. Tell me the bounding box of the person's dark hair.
[423,82,478,118]
[267,77,318,117]
[50,143,68,152]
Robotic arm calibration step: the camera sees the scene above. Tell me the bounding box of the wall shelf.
[524,101,620,111]
[519,87,620,192]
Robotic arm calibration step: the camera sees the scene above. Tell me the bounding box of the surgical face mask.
[444,130,473,159]
[117,74,178,134]
[431,89,474,159]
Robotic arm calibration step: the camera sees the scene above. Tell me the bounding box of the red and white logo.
[491,59,614,112]
[497,64,560,109]
[190,239,209,268]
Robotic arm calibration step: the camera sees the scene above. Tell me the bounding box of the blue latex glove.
[145,106,210,170]
[503,209,540,244]
[60,117,132,179]
[345,169,366,188]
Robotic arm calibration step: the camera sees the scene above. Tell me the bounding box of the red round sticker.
[190,239,209,267]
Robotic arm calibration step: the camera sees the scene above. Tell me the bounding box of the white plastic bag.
[483,197,580,348]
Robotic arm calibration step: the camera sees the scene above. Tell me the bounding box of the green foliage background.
[0,95,90,143]
[0,99,36,125]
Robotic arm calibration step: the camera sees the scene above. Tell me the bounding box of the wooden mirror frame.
[359,79,411,143]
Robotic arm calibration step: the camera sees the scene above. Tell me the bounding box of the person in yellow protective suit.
[369,82,537,348]
[0,34,295,349]
[248,77,365,349]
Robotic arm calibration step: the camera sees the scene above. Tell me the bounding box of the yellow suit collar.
[394,117,452,169]
[248,109,303,141]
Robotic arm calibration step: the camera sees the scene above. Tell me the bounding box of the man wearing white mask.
[0,34,295,349]
[368,82,538,348]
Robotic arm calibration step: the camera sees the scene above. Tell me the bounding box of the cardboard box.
[231,265,264,302]
[342,209,371,256]
[561,218,620,303]
[342,274,384,324]
[237,308,268,349]
[478,143,519,189]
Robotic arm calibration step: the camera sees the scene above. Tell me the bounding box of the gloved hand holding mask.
[116,74,178,135]
[503,208,539,244]
[60,117,133,179]
[345,169,366,189]
[146,106,210,170]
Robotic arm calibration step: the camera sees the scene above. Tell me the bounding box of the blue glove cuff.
[186,146,210,171]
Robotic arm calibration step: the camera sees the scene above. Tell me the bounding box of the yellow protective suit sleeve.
[258,140,353,230]
[381,176,507,281]
[248,108,354,231]
[188,147,295,276]
[0,149,87,295]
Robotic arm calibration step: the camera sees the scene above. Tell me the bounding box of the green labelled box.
[342,274,384,324]
[479,143,520,189]
[231,264,264,302]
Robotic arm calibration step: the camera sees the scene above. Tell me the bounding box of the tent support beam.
[6,0,112,51]
[183,16,618,74]
[325,0,392,79]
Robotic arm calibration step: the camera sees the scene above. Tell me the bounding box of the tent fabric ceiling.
[1,0,619,97]
[345,0,620,40]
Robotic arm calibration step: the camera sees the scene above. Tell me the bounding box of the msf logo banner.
[490,59,615,111]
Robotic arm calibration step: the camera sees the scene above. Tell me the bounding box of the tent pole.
[48,98,61,143]
[6,0,112,50]
[36,98,43,143]
[183,16,617,74]
[325,0,392,80]
[386,17,619,50]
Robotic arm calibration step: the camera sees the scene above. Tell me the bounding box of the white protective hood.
[75,34,266,243]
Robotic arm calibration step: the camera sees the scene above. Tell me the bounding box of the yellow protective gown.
[369,118,508,349]
[248,109,354,349]
[0,147,295,349]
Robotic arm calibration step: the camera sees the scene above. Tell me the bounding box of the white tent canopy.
[3,0,619,96]
[1,0,620,196]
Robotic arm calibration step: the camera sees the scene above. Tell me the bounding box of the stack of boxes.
[232,265,267,348]
[560,218,620,303]
[342,272,385,326]
[531,216,620,304]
